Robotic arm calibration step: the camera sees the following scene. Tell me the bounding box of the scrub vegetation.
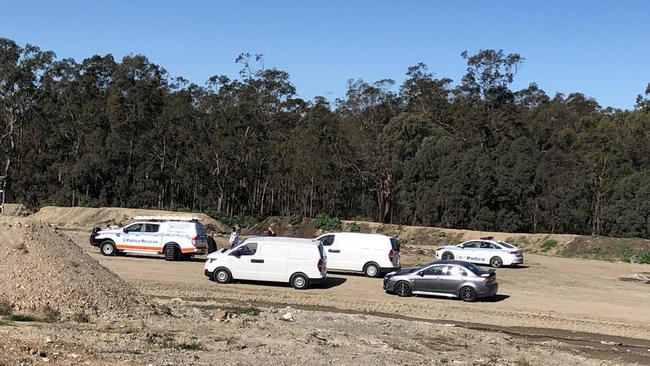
[3,38,650,240]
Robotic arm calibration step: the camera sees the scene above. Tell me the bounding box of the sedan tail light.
[507,250,518,254]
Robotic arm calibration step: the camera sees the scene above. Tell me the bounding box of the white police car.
[90,216,209,261]
[435,237,523,268]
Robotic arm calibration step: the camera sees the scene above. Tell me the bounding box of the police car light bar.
[480,236,494,240]
[133,216,201,222]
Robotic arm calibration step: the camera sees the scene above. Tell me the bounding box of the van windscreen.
[390,237,400,252]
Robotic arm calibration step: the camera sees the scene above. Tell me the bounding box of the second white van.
[315,232,400,277]
[204,237,326,289]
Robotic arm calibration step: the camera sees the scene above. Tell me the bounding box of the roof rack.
[133,216,201,222]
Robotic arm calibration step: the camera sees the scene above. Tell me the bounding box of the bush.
[541,239,558,252]
[314,213,342,232]
[290,214,303,226]
[617,244,634,262]
[348,223,360,232]
[639,250,650,264]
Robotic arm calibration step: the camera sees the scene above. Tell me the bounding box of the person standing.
[229,227,239,248]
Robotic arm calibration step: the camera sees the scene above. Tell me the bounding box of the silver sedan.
[383,260,498,302]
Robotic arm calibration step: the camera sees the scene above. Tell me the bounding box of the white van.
[204,237,326,289]
[315,232,400,277]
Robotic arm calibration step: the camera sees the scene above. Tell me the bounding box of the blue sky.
[1,0,648,109]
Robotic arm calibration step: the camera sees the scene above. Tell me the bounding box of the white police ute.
[90,216,209,261]
[435,237,523,268]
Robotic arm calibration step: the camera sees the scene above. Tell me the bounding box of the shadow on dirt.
[234,276,347,290]
[479,294,510,302]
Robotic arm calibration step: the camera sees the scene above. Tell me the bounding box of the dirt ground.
[11,231,636,365]
[2,207,650,365]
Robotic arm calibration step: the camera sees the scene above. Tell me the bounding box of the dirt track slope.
[29,206,229,232]
[0,219,153,320]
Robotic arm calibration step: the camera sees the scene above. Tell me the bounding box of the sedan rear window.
[497,241,515,249]
[463,262,489,276]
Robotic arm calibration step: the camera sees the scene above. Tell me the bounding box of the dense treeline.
[2,38,650,237]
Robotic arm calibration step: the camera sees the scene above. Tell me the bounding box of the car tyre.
[395,281,412,297]
[459,286,477,302]
[364,262,380,278]
[213,268,232,284]
[489,256,503,268]
[442,251,454,260]
[290,273,309,290]
[164,243,181,261]
[100,240,117,256]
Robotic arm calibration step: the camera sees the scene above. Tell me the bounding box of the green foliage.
[290,214,303,226]
[541,239,558,252]
[8,314,36,322]
[638,250,650,264]
[618,244,634,262]
[4,37,650,241]
[348,222,360,232]
[315,213,342,232]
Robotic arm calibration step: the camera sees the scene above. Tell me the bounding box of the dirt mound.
[2,203,32,217]
[0,219,153,320]
[243,216,318,237]
[29,206,230,233]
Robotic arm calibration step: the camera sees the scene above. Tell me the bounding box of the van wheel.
[459,286,477,302]
[395,281,412,297]
[213,268,232,284]
[442,251,454,260]
[489,256,503,268]
[290,273,309,290]
[363,262,380,278]
[100,240,117,256]
[164,243,181,261]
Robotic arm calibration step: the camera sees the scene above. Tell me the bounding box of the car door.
[319,234,342,270]
[413,265,446,293]
[142,223,162,251]
[229,242,260,280]
[439,265,467,293]
[119,223,145,250]
[258,244,287,282]
[459,241,479,261]
[475,241,496,264]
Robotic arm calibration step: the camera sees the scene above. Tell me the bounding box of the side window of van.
[240,243,258,256]
[124,223,144,233]
[319,235,335,246]
[144,224,160,233]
